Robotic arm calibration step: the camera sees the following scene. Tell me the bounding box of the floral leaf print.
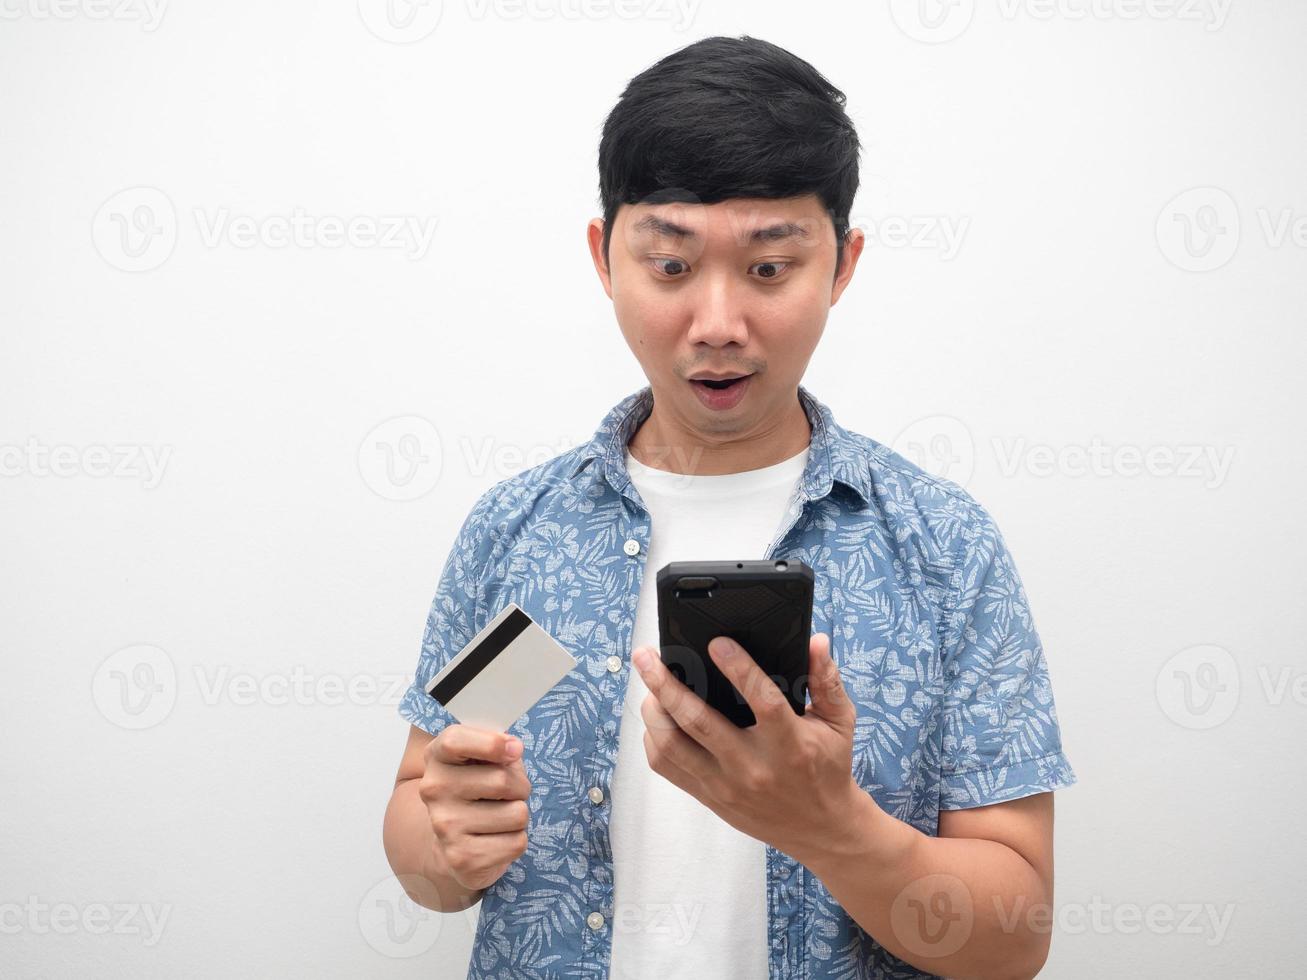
[399,385,1076,978]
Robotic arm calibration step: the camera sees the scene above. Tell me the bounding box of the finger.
[706,636,794,731]
[641,727,710,803]
[442,830,528,890]
[639,691,721,783]
[639,661,689,735]
[433,724,522,766]
[634,644,740,760]
[452,759,530,802]
[436,796,530,839]
[462,797,531,835]
[806,632,854,723]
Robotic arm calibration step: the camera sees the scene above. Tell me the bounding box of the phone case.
[655,559,814,728]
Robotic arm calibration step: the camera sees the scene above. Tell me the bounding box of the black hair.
[597,35,861,280]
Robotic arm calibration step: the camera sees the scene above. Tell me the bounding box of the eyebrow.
[631,215,811,244]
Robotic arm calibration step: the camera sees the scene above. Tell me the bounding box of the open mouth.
[687,372,754,409]
[691,375,751,390]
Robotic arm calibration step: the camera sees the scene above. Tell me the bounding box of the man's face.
[588,193,863,441]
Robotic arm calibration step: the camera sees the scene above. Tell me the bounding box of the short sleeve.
[938,512,1077,809]
[397,485,504,737]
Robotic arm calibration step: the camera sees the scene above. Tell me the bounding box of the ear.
[830,227,865,307]
[587,218,613,299]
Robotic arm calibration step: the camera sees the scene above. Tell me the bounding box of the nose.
[684,268,749,349]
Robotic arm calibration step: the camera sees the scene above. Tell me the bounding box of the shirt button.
[587,911,605,930]
[623,538,640,556]
[588,786,604,804]
[606,655,622,673]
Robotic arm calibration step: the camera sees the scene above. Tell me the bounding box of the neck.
[627,387,811,476]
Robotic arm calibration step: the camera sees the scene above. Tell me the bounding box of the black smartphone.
[655,559,815,728]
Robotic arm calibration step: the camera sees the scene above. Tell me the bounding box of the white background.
[1,1,1303,977]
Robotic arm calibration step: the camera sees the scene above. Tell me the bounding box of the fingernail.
[633,648,652,671]
[506,739,521,757]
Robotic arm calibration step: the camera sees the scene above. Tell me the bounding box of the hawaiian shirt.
[399,384,1078,979]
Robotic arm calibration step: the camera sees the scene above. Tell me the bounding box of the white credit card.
[424,602,578,733]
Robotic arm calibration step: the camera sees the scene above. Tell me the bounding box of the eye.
[649,257,690,279]
[749,260,791,281]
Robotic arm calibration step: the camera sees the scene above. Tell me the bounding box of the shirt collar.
[567,384,873,509]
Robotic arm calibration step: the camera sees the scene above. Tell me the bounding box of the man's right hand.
[418,724,532,892]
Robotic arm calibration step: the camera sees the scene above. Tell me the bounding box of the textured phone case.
[655,559,814,728]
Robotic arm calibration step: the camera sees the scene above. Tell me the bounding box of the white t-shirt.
[606,444,810,980]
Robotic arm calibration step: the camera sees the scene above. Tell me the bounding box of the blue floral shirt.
[399,384,1077,979]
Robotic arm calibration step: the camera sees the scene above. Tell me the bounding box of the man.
[383,34,1076,980]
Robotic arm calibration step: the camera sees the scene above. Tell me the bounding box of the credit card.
[425,602,578,733]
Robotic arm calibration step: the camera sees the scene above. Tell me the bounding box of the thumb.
[807,632,853,724]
